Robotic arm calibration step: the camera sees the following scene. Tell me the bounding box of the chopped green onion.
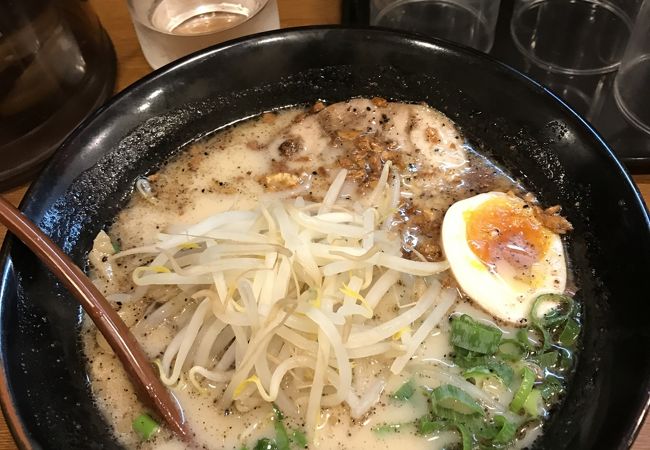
[516,328,533,352]
[451,315,502,355]
[112,242,121,253]
[290,430,307,447]
[523,388,543,417]
[417,418,447,435]
[253,438,278,450]
[392,379,415,400]
[492,415,517,444]
[461,360,513,387]
[559,318,580,348]
[462,366,492,381]
[531,294,574,327]
[498,339,524,361]
[273,404,284,420]
[534,351,558,371]
[510,367,536,413]
[430,406,474,424]
[487,360,515,386]
[473,421,498,441]
[557,349,574,372]
[272,405,289,450]
[475,414,516,444]
[431,384,484,416]
[373,423,405,435]
[530,294,575,352]
[274,422,289,450]
[539,376,564,401]
[453,347,489,369]
[536,325,552,352]
[132,413,159,440]
[455,423,473,450]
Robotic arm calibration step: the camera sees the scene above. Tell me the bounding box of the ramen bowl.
[0,27,648,449]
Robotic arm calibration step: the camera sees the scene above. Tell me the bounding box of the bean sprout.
[111,169,456,440]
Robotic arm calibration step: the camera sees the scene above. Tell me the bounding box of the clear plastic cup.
[614,0,650,135]
[510,0,642,119]
[370,0,501,52]
[127,0,280,69]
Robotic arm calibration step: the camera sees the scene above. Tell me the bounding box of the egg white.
[441,192,567,326]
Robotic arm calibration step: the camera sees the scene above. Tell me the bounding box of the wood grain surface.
[0,0,647,448]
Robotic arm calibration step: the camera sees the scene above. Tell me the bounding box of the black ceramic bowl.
[0,27,649,450]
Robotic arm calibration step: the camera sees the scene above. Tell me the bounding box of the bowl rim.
[0,25,648,449]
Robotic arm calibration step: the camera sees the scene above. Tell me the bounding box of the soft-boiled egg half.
[441,192,567,325]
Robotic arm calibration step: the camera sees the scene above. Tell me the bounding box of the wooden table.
[0,0,648,448]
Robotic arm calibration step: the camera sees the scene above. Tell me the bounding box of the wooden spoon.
[0,196,188,440]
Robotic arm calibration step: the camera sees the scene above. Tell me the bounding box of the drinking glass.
[510,0,642,119]
[127,0,280,69]
[370,0,501,52]
[0,0,116,190]
[614,0,650,135]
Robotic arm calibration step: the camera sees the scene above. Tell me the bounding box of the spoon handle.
[0,196,188,440]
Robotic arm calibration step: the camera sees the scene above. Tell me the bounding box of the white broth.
[84,99,577,450]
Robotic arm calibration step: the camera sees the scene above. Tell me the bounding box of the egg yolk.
[464,197,551,279]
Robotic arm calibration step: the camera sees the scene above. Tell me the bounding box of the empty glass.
[614,0,650,135]
[127,0,280,69]
[510,0,643,119]
[370,0,501,52]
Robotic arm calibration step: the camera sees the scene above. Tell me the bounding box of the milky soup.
[84,98,579,450]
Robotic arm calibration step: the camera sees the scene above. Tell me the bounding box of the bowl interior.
[1,27,649,449]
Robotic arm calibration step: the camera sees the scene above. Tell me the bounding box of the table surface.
[0,0,648,448]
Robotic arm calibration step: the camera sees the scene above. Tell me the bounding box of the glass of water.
[370,0,501,52]
[127,0,280,69]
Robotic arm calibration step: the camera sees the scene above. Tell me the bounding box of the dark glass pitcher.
[0,0,116,190]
